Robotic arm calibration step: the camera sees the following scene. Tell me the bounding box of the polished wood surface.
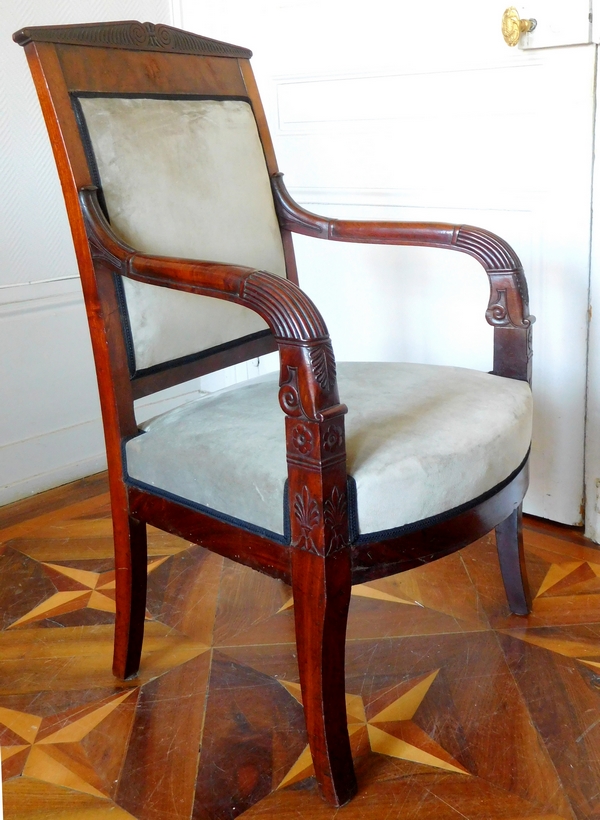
[14,21,534,805]
[0,474,598,819]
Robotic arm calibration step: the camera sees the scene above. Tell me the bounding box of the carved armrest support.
[272,174,534,382]
[79,186,344,423]
[80,186,349,557]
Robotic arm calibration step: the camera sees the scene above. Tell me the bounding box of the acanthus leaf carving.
[309,342,336,391]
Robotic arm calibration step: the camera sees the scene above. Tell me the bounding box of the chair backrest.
[15,21,295,394]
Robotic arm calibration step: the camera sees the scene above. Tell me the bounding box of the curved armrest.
[272,174,534,382]
[79,186,343,423]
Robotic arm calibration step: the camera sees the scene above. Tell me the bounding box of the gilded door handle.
[502,7,537,46]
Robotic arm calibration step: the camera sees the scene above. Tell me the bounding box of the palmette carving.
[292,486,320,553]
[323,486,348,553]
[290,482,349,556]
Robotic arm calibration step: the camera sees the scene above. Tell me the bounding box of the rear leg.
[112,511,147,679]
[495,504,531,615]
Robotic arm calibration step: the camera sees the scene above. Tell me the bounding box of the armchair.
[15,21,533,807]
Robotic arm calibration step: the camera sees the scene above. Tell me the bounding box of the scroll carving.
[14,22,252,58]
[279,370,302,418]
[486,275,532,330]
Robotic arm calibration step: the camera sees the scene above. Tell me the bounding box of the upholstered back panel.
[77,96,287,372]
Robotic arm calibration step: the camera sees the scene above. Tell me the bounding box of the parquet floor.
[1,476,600,819]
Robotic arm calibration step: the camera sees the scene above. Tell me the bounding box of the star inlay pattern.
[9,557,169,627]
[277,669,469,790]
[277,582,423,614]
[0,690,138,798]
[0,485,597,818]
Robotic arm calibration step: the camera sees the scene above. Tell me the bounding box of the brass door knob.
[502,7,537,46]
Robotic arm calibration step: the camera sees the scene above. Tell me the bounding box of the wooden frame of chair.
[15,21,533,806]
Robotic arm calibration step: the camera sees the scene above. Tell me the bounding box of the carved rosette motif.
[323,424,344,454]
[291,424,314,455]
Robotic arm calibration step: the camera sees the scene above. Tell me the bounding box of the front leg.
[291,547,357,806]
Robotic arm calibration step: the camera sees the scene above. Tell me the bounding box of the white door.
[182,0,596,526]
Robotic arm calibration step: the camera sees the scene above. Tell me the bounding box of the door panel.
[184,0,595,524]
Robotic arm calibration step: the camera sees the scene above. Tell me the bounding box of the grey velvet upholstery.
[125,362,533,537]
[78,97,287,371]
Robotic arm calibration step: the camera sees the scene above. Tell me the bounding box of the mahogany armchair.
[15,21,533,807]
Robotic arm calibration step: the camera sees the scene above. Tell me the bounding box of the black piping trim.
[71,91,264,378]
[71,95,108,218]
[123,444,529,551]
[71,93,137,374]
[73,92,252,103]
[113,275,137,375]
[132,330,273,381]
[126,476,289,545]
[351,449,530,545]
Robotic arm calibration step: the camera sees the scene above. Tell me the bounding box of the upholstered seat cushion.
[125,362,532,538]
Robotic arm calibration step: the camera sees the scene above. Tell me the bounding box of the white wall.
[0,1,195,506]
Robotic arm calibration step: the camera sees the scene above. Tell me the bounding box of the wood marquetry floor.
[1,476,600,819]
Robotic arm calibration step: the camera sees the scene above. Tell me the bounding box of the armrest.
[272,173,534,382]
[79,186,343,423]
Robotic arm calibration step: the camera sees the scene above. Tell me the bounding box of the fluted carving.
[453,225,520,271]
[14,21,252,58]
[241,272,329,342]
